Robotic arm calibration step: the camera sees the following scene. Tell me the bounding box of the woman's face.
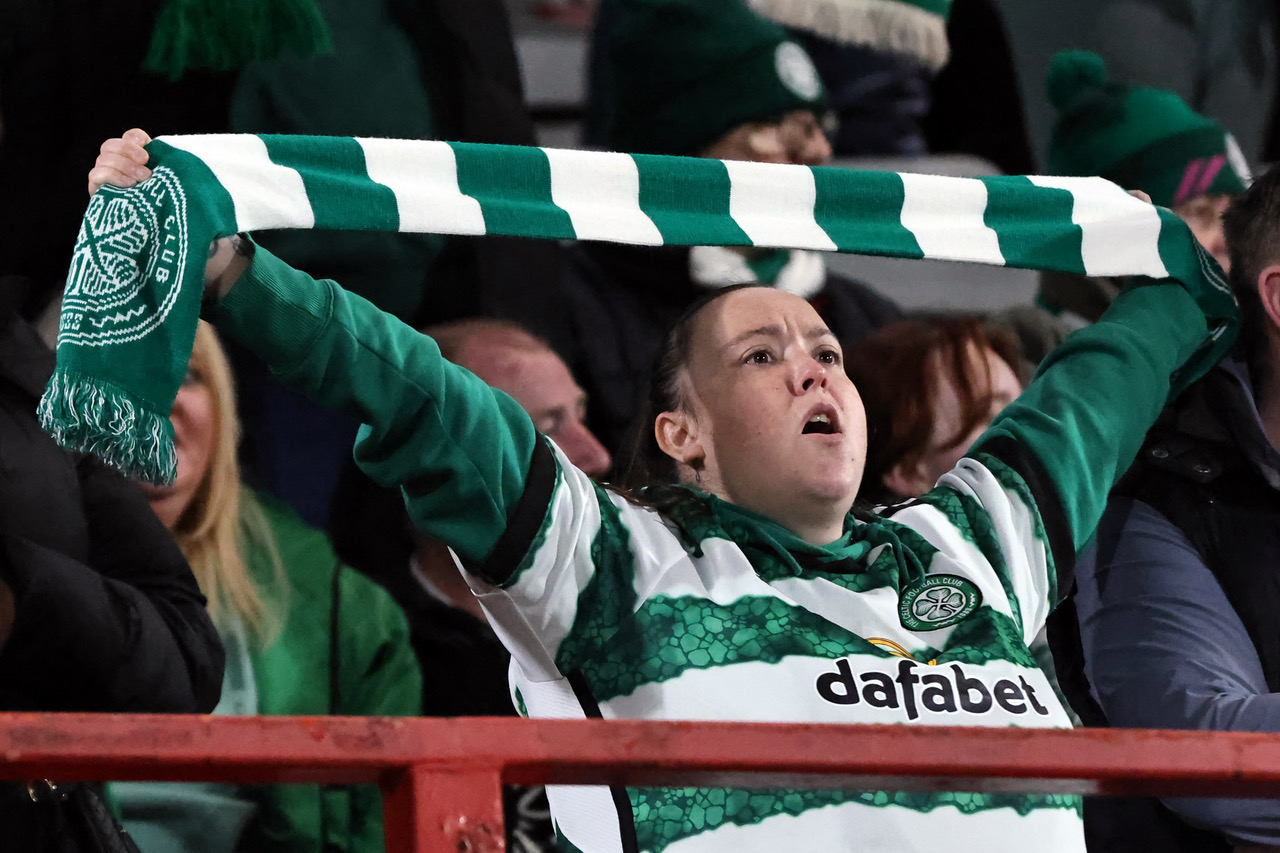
[898,343,1022,495]
[137,361,217,530]
[662,288,867,541]
[1173,193,1231,273]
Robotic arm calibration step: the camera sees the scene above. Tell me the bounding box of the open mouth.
[801,406,840,435]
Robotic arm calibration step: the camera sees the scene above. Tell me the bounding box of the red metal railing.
[4,715,1280,851]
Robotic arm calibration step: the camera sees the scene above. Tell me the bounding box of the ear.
[654,409,704,471]
[881,459,931,500]
[1257,263,1280,334]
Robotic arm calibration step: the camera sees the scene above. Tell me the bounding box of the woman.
[91,131,1224,853]
[845,316,1024,504]
[111,322,421,853]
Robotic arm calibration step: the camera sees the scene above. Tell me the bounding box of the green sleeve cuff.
[210,242,333,374]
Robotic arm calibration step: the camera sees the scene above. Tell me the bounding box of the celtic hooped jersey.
[472,442,1082,853]
[214,249,1217,853]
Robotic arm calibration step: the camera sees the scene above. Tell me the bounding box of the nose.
[792,356,829,395]
[557,419,612,478]
[800,128,832,166]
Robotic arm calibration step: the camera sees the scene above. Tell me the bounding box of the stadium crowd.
[3,0,1280,851]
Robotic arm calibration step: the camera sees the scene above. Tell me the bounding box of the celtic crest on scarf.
[62,167,190,347]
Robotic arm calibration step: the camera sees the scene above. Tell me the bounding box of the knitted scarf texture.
[42,134,1238,484]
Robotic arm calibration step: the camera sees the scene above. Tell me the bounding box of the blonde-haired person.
[112,321,422,853]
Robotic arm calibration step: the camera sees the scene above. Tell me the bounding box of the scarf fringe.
[747,0,950,70]
[38,370,178,486]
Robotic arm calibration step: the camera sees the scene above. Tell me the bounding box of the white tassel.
[747,0,950,71]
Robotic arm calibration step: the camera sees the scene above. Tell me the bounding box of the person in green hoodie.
[110,320,422,853]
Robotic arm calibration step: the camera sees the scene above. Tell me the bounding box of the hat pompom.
[1046,50,1109,112]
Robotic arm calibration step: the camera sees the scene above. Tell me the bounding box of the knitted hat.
[746,0,951,71]
[594,0,827,156]
[1045,50,1250,208]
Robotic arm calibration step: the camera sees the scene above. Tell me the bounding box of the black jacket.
[0,284,223,849]
[560,242,903,456]
[0,290,223,712]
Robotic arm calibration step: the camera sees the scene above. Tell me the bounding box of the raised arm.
[972,280,1213,564]
[207,246,540,568]
[87,130,568,580]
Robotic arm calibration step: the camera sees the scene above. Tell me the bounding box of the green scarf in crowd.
[41,134,1238,484]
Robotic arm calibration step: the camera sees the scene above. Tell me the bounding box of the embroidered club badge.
[62,167,189,347]
[899,574,982,631]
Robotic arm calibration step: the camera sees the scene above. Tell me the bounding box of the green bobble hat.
[1045,50,1250,208]
[746,0,952,71]
[596,0,828,156]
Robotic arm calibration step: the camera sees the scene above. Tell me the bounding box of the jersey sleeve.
[210,244,538,567]
[972,282,1212,567]
[465,450,660,683]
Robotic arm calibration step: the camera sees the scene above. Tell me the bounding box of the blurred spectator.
[1002,50,1251,365]
[330,317,605,853]
[754,0,1036,173]
[0,278,223,848]
[573,0,901,455]
[845,315,1024,505]
[739,0,945,158]
[1060,164,1280,853]
[1094,0,1276,166]
[111,322,421,853]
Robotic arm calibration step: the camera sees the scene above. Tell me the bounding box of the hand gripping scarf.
[41,134,1238,484]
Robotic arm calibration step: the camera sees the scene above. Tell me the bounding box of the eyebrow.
[720,324,837,352]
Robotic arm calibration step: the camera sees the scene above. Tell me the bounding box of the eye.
[816,348,841,366]
[745,348,773,365]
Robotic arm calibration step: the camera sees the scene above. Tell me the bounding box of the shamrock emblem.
[912,587,967,622]
[899,574,981,631]
[66,196,149,301]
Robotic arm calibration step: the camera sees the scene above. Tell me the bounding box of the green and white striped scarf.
[41,134,1238,483]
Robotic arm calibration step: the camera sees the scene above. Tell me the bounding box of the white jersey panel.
[660,796,1085,853]
[941,458,1055,642]
[602,656,1072,728]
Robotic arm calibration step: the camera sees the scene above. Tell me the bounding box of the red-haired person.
[846,317,1025,505]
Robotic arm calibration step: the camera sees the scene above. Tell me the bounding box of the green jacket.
[238,492,422,853]
[114,492,421,853]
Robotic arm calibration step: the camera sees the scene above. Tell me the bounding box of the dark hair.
[1222,165,1280,380]
[618,283,768,490]
[845,316,1024,504]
